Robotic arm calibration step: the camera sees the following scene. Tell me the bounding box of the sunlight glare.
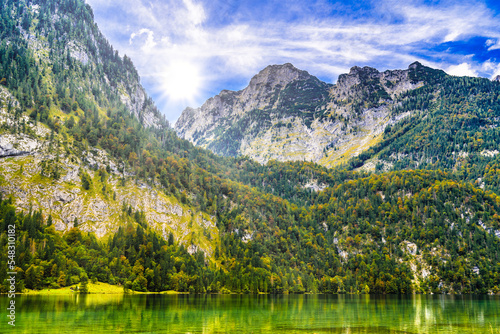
[160,61,202,102]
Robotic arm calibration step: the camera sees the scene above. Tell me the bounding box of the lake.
[2,294,500,333]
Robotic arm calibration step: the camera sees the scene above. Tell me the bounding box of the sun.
[159,61,202,102]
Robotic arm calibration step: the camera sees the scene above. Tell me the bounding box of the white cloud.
[486,39,500,51]
[389,1,497,43]
[446,63,478,77]
[182,0,206,26]
[129,28,157,52]
[483,60,500,79]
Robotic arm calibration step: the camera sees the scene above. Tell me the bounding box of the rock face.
[333,63,423,102]
[0,132,218,257]
[0,70,214,257]
[119,80,166,129]
[175,62,427,167]
[0,140,32,158]
[175,63,331,158]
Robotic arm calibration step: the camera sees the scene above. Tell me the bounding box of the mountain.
[175,62,428,166]
[1,0,500,295]
[0,0,215,252]
[176,62,500,189]
[176,63,332,159]
[348,68,500,189]
[0,0,167,129]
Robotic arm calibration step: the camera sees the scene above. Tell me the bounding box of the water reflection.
[2,294,499,333]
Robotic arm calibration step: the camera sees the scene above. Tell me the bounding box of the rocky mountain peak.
[175,62,437,164]
[334,66,381,98]
[248,63,311,90]
[494,75,500,82]
[408,61,423,70]
[348,65,380,78]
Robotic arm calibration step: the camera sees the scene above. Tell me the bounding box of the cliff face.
[175,63,331,157]
[175,62,427,167]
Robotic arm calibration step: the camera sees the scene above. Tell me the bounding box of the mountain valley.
[1,0,500,295]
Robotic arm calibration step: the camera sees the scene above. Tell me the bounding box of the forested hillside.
[348,70,500,190]
[2,168,500,294]
[0,0,167,129]
[1,0,500,295]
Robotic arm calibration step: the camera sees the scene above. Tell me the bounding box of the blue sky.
[85,0,500,123]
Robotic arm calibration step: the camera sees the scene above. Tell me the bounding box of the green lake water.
[2,294,500,333]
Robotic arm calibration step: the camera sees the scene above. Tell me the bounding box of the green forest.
[1,0,500,295]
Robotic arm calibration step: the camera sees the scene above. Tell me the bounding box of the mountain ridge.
[175,62,432,166]
[175,62,331,153]
[0,0,216,251]
[1,0,167,130]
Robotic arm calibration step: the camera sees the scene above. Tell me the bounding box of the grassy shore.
[22,282,181,295]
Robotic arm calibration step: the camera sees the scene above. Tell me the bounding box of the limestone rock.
[53,189,74,204]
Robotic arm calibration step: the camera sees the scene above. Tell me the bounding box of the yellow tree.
[128,151,138,168]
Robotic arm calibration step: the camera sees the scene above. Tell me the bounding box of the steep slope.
[176,63,332,159]
[0,0,218,255]
[175,62,428,166]
[346,72,500,190]
[0,0,167,129]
